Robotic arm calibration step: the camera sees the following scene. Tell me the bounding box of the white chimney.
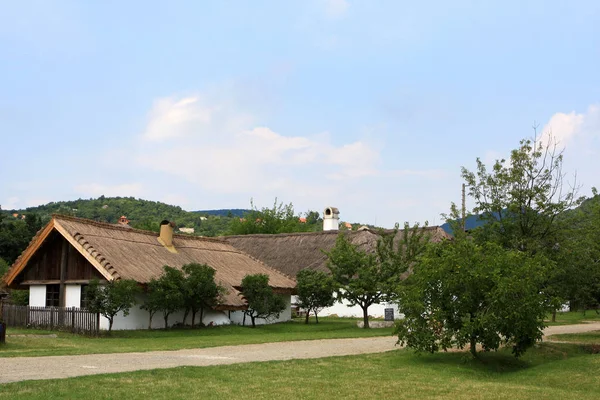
[323,207,340,231]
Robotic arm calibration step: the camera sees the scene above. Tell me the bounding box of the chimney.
[158,220,177,253]
[323,207,340,231]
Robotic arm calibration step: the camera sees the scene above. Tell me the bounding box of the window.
[80,285,89,309]
[46,284,60,307]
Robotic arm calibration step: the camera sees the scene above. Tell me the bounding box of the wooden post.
[58,239,69,325]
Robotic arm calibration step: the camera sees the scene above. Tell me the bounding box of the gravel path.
[1,322,599,384]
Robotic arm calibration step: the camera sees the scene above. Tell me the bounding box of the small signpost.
[384,308,394,321]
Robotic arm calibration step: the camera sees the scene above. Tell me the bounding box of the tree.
[396,238,551,358]
[240,274,286,328]
[461,133,584,316]
[296,269,335,324]
[229,199,311,235]
[461,134,580,254]
[181,263,226,327]
[0,257,8,278]
[145,266,185,329]
[325,224,429,328]
[85,278,141,332]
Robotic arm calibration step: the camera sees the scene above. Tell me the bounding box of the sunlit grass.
[1,343,599,399]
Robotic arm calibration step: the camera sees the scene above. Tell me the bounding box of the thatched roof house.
[3,215,296,310]
[225,226,451,278]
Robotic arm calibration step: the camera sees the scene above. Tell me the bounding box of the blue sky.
[1,0,599,227]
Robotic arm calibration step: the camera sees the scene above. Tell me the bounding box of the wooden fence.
[1,305,100,335]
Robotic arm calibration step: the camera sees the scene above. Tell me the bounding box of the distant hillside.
[7,197,236,237]
[194,209,251,218]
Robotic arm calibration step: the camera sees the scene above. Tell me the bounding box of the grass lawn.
[0,317,393,358]
[546,310,600,326]
[548,330,600,344]
[0,343,599,399]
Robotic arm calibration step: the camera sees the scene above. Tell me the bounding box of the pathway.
[1,322,598,384]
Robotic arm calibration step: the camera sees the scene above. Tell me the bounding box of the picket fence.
[1,305,100,335]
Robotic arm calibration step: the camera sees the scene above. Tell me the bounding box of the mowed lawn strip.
[548,330,600,344]
[1,343,599,400]
[545,311,600,326]
[0,318,393,358]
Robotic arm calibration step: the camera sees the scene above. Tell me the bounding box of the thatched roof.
[225,226,451,278]
[3,215,297,310]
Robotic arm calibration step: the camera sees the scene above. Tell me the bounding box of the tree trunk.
[182,308,189,326]
[191,310,196,328]
[164,313,169,329]
[251,315,256,328]
[108,317,114,333]
[200,307,204,325]
[552,310,557,323]
[148,312,153,330]
[470,336,477,358]
[315,311,319,324]
[362,306,369,329]
[305,309,310,324]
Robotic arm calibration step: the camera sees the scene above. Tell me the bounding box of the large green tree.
[181,263,226,327]
[85,278,141,332]
[145,266,186,329]
[296,269,335,324]
[240,274,286,328]
[461,134,584,315]
[325,224,429,328]
[396,238,551,358]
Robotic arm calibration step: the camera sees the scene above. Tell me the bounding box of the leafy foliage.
[229,199,322,235]
[181,263,227,327]
[240,274,286,327]
[396,239,551,357]
[325,224,429,328]
[0,210,43,264]
[296,269,335,324]
[85,278,141,332]
[461,136,581,254]
[145,266,186,329]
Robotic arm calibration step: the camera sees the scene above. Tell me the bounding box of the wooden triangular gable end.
[3,216,117,287]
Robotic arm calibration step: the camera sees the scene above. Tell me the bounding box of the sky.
[1,0,599,228]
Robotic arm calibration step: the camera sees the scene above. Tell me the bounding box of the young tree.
[396,238,551,358]
[240,274,286,328]
[325,224,429,328]
[140,284,162,329]
[229,198,310,235]
[146,266,186,329]
[181,263,226,327]
[296,269,335,324]
[85,278,141,333]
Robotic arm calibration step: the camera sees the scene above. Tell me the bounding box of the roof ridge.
[51,214,228,244]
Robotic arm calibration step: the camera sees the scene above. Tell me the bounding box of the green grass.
[548,330,600,344]
[546,310,600,326]
[1,343,599,399]
[0,317,393,358]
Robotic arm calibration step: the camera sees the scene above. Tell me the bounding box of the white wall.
[293,293,401,320]
[29,285,46,307]
[228,294,292,326]
[65,285,81,308]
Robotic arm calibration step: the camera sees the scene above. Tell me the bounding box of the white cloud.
[142,96,214,142]
[541,104,600,147]
[74,183,144,198]
[323,0,349,19]
[131,91,445,224]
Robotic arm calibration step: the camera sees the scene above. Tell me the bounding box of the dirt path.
[1,323,599,384]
